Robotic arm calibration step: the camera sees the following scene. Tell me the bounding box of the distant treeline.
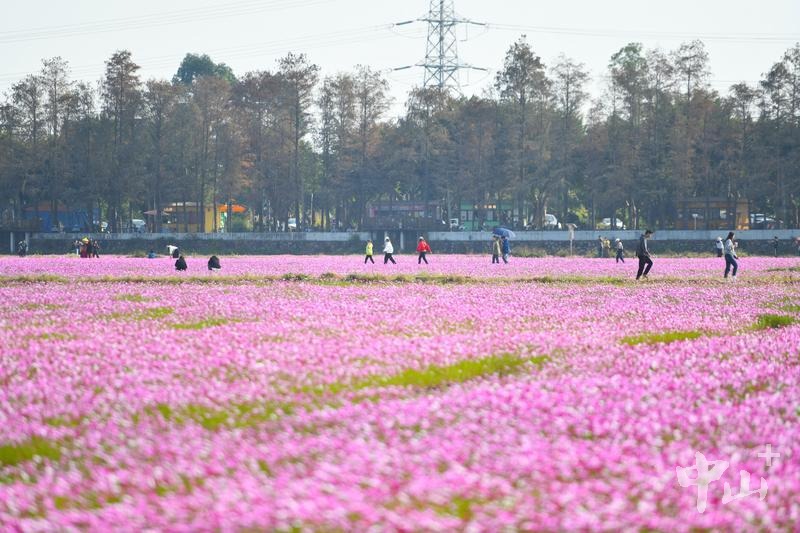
[1,37,799,231]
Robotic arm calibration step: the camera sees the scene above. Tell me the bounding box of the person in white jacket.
[723,231,738,280]
[383,237,396,264]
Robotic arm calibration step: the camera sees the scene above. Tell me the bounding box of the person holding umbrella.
[635,230,654,280]
[501,235,511,264]
[416,236,431,264]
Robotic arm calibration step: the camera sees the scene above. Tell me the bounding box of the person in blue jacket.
[501,236,511,264]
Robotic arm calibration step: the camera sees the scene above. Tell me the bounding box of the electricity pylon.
[394,0,487,93]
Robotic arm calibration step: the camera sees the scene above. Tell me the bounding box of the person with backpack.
[491,235,501,264]
[614,239,625,263]
[635,230,654,280]
[416,236,431,264]
[383,237,396,264]
[724,231,738,281]
[364,240,374,264]
[175,255,188,271]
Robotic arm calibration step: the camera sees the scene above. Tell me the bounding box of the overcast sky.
[2,0,798,116]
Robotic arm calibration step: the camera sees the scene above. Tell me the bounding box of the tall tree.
[495,36,551,227]
[41,57,74,227]
[278,52,319,229]
[101,50,142,232]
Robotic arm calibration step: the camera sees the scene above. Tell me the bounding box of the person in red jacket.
[416,236,432,264]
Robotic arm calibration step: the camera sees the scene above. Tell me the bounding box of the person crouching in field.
[416,236,431,264]
[208,255,221,271]
[383,237,396,264]
[491,235,501,264]
[175,255,188,271]
[614,239,625,263]
[724,231,738,281]
[364,239,374,264]
[635,230,653,280]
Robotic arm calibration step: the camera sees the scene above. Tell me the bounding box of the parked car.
[750,213,781,229]
[597,217,626,230]
[287,217,297,230]
[449,218,463,230]
[544,214,561,229]
[131,219,146,233]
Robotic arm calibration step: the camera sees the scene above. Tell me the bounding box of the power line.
[0,25,421,85]
[0,0,331,44]
[488,23,800,44]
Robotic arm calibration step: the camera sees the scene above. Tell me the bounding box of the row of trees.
[1,38,799,232]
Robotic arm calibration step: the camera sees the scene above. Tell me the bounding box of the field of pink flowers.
[1,255,799,530]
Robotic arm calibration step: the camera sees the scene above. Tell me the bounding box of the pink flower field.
[1,255,799,530]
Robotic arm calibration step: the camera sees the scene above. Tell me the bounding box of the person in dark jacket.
[175,255,188,271]
[724,231,738,280]
[635,230,654,280]
[772,236,779,257]
[501,236,511,264]
[208,255,221,271]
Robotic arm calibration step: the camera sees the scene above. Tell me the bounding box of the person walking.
[501,236,511,264]
[715,237,724,257]
[383,237,396,264]
[175,255,188,271]
[614,239,625,263]
[724,231,738,281]
[416,236,431,264]
[491,235,501,264]
[91,239,100,258]
[635,230,654,280]
[597,236,604,258]
[364,240,375,264]
[772,236,779,257]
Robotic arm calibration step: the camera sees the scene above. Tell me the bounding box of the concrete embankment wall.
[23,229,800,256]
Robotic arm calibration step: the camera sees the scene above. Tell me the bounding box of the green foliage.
[752,314,796,330]
[173,53,235,84]
[0,437,62,467]
[113,293,150,302]
[107,306,174,321]
[170,317,230,330]
[146,401,294,431]
[621,330,704,345]
[373,353,548,389]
